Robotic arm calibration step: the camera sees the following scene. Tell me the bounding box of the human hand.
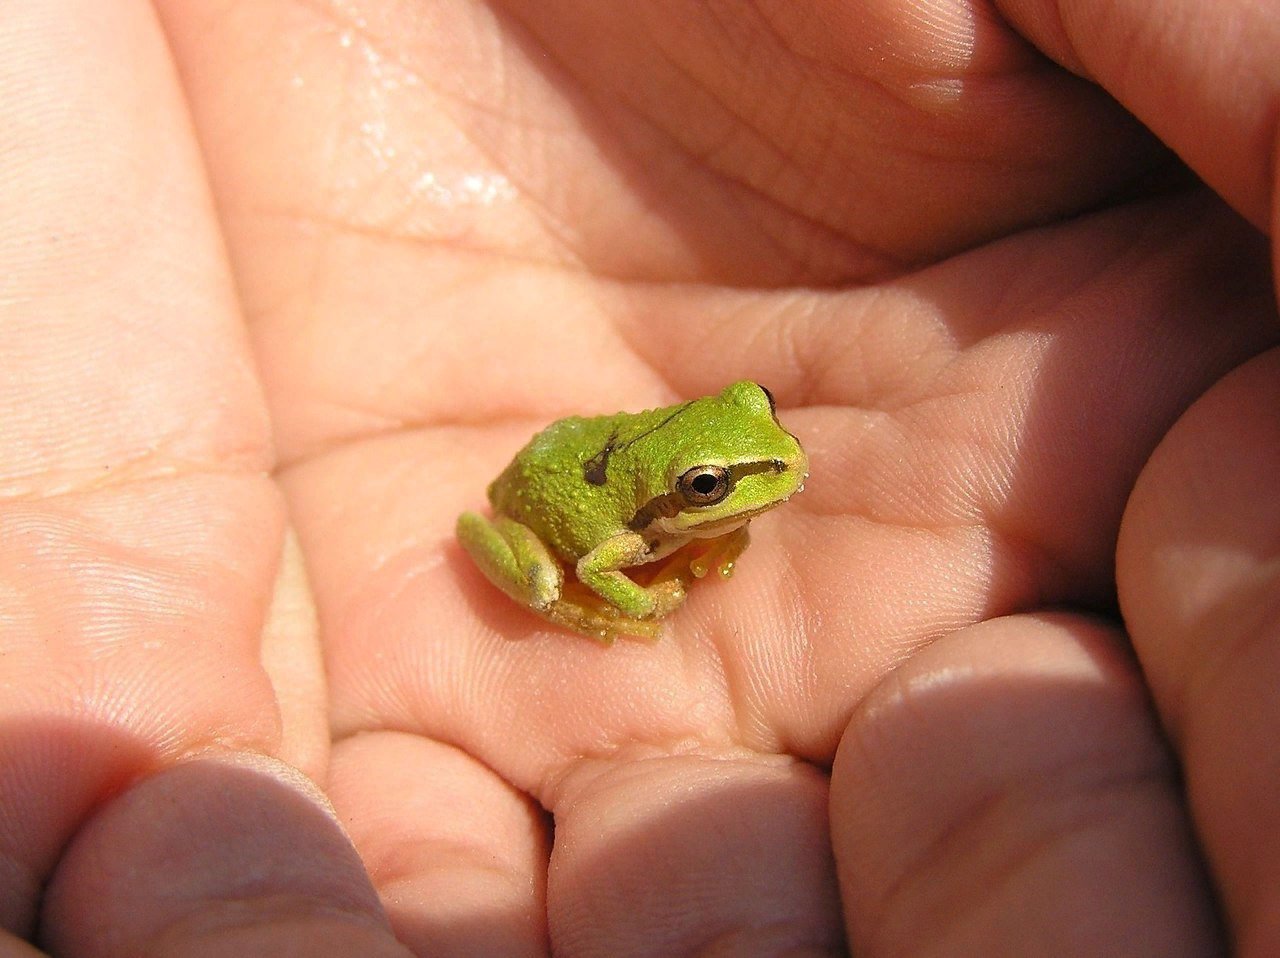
[2,1,1276,956]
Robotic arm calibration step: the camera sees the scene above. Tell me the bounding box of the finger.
[547,753,843,957]
[40,754,408,958]
[0,0,265,488]
[1117,349,1280,953]
[0,0,286,937]
[831,614,1219,957]
[1001,0,1280,232]
[327,732,550,956]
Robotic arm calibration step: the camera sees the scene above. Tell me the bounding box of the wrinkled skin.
[2,1,1278,956]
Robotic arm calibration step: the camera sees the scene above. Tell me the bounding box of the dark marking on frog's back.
[582,433,617,486]
[581,401,694,487]
[621,402,692,453]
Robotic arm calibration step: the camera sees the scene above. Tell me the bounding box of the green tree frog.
[456,381,808,643]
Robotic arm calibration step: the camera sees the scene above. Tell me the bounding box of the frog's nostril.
[772,459,786,472]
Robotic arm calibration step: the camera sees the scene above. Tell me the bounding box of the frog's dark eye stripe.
[733,459,787,479]
[627,491,684,531]
[627,459,790,531]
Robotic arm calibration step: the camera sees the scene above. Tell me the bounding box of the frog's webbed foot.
[545,579,667,645]
[543,606,662,645]
[651,525,752,583]
[456,512,563,611]
[693,525,751,578]
[560,529,753,643]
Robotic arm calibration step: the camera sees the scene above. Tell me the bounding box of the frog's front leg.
[456,512,563,612]
[577,531,688,621]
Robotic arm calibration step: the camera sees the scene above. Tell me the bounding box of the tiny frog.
[456,381,808,643]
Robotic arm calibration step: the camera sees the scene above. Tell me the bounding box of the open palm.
[4,2,1277,956]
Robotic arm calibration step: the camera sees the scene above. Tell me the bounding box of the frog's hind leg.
[458,516,669,644]
[544,582,664,645]
[456,512,564,612]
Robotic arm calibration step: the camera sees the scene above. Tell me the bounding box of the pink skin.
[1,1,1277,955]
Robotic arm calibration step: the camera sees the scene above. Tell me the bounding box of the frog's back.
[487,411,641,562]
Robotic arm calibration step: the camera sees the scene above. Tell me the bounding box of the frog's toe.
[605,616,663,644]
[525,562,562,610]
[647,580,688,618]
[595,616,652,645]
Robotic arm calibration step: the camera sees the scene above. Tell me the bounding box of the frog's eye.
[759,385,777,414]
[677,465,732,506]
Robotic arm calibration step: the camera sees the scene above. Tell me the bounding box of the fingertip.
[831,614,1220,956]
[41,752,407,958]
[327,732,551,957]
[548,751,843,957]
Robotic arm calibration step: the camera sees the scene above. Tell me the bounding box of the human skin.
[1,0,1277,955]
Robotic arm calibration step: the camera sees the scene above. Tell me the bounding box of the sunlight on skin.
[0,2,401,954]
[1,0,1277,954]
[159,0,1279,954]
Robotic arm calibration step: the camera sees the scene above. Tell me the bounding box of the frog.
[455,381,808,644]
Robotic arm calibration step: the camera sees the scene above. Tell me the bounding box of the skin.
[456,381,808,642]
[0,2,1278,958]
